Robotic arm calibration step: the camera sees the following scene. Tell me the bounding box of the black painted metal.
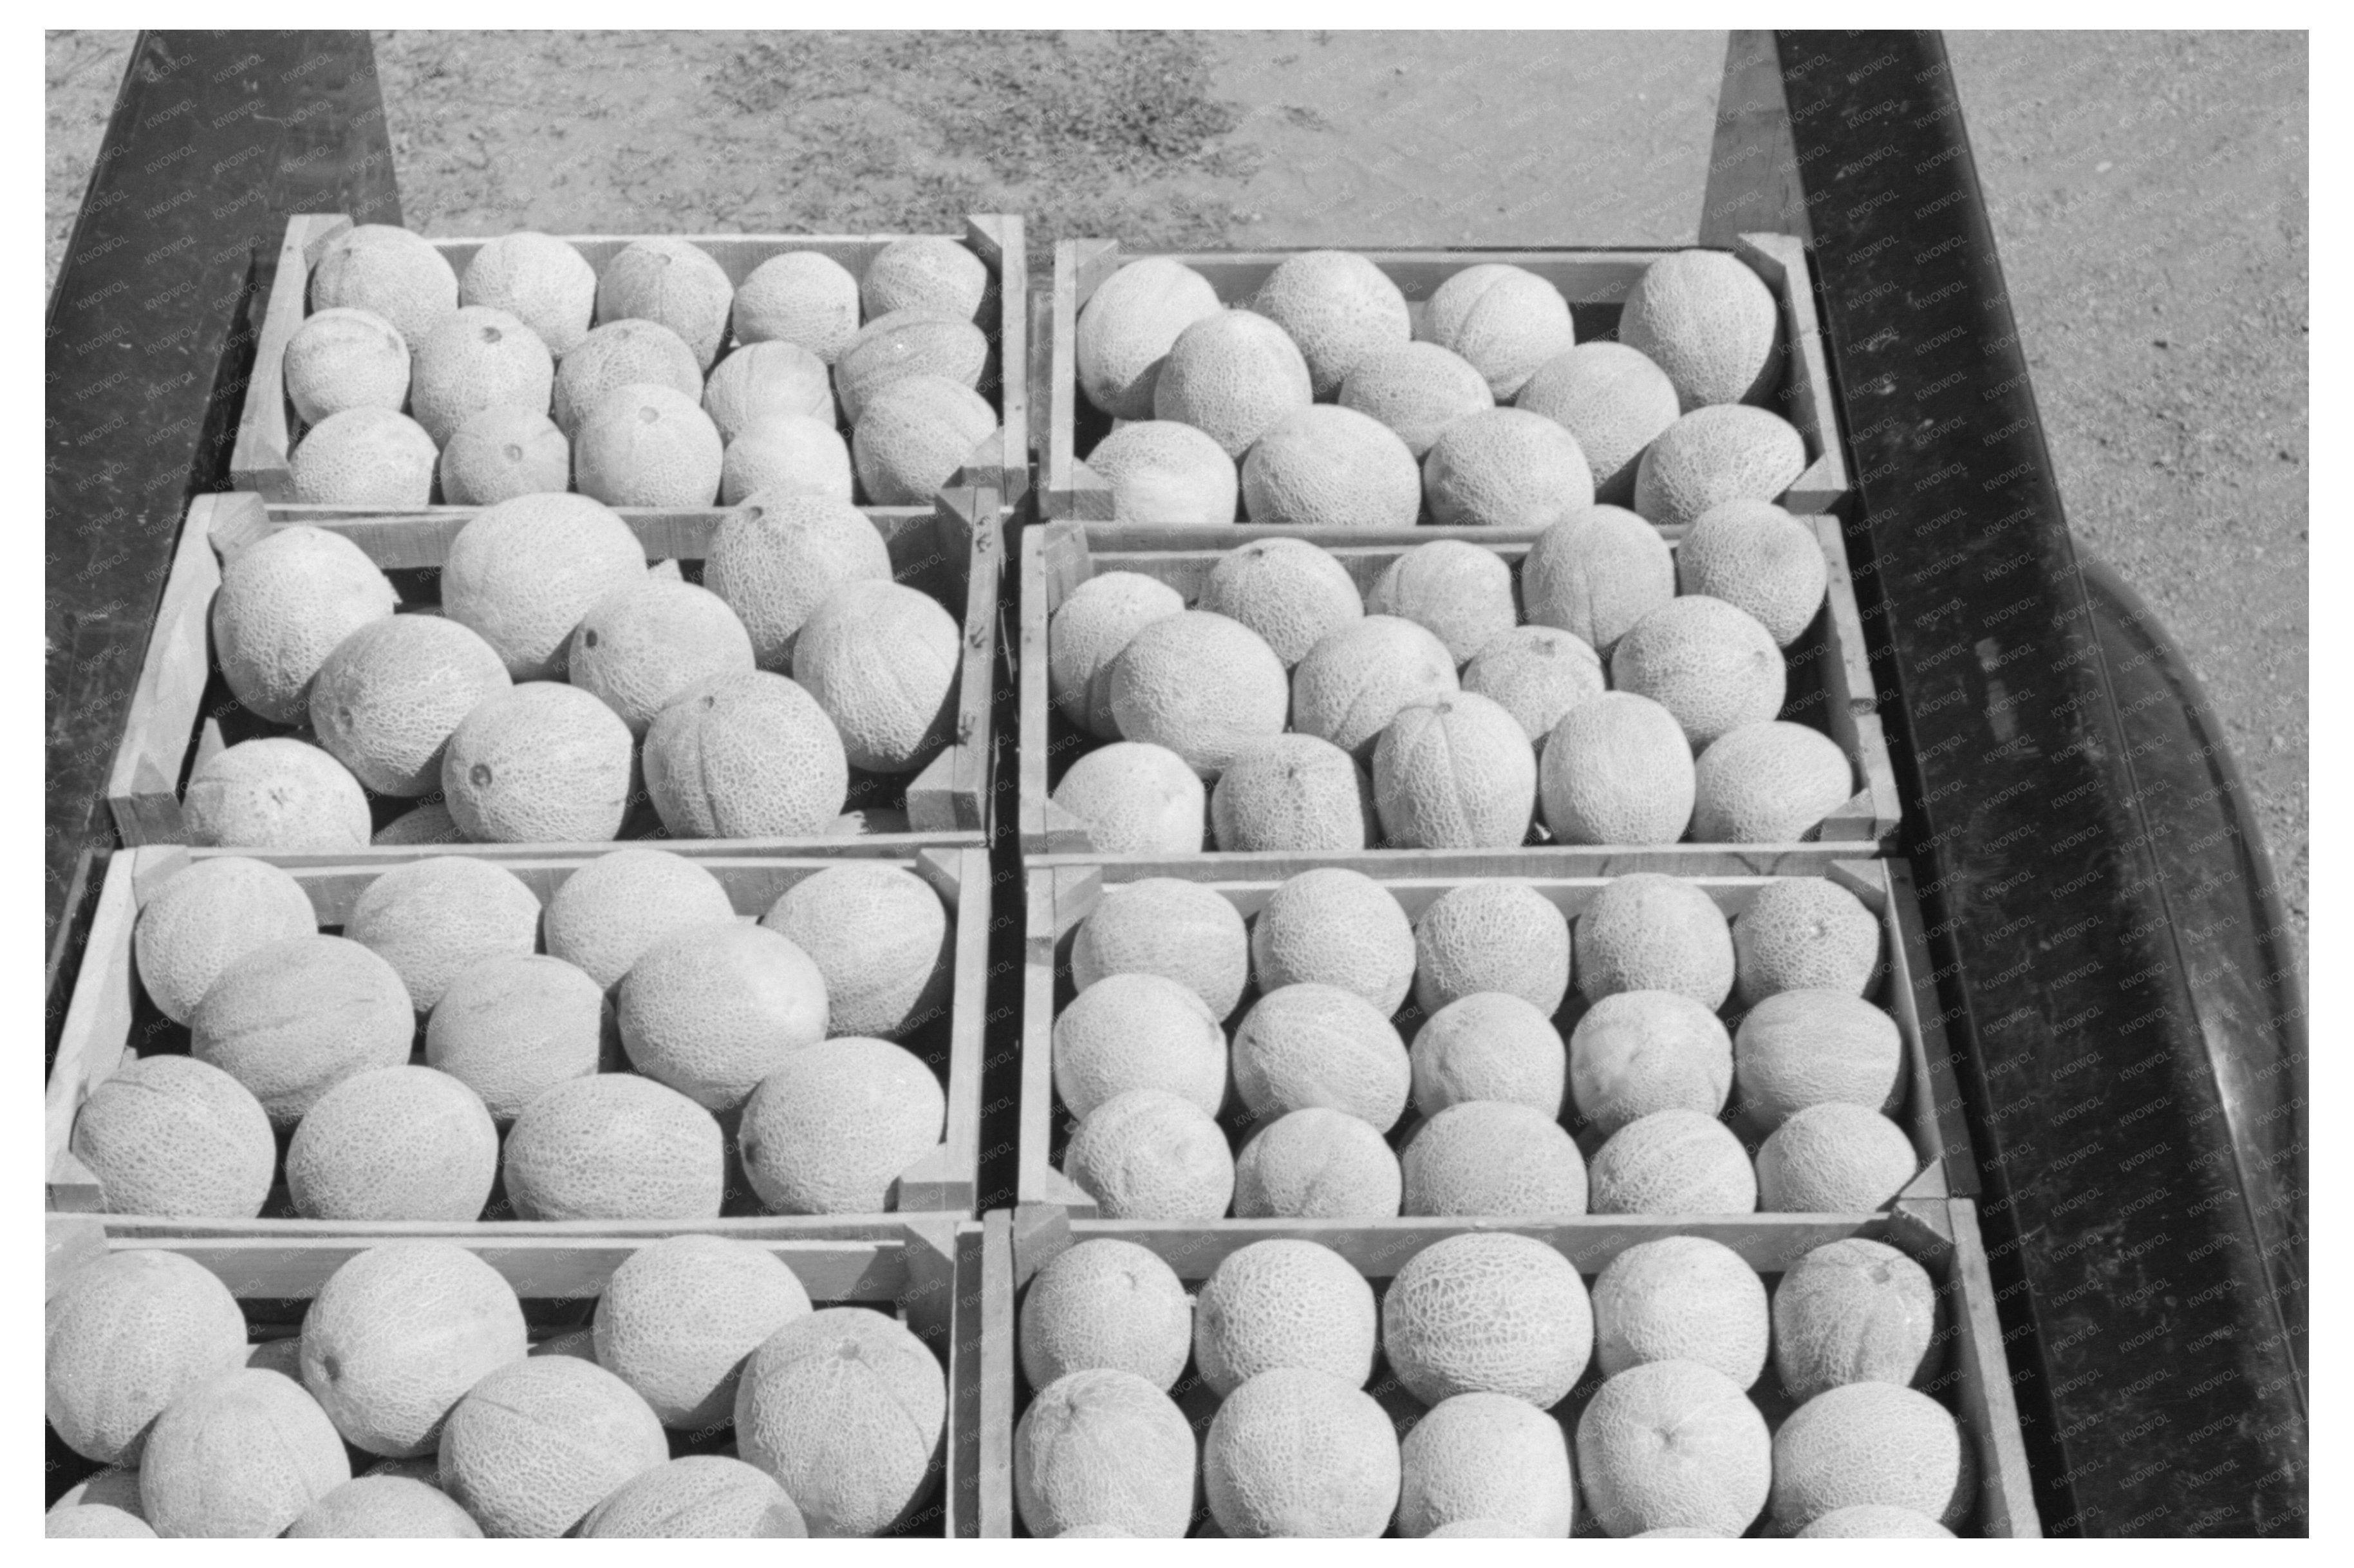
[44,31,399,978]
[1767,30,2307,1535]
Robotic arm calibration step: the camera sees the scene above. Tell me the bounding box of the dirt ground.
[45,29,2307,954]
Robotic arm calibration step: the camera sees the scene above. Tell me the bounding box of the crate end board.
[228,214,1030,504]
[1042,233,1849,523]
[1016,518,1897,865]
[46,845,990,1227]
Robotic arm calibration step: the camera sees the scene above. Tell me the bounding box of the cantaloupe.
[1292,615,1459,763]
[1052,741,1206,854]
[721,415,855,505]
[442,681,635,843]
[1423,407,1594,528]
[1459,625,1602,746]
[1757,1103,1920,1213]
[1071,877,1246,1016]
[1634,405,1807,530]
[1195,1238,1377,1397]
[1735,990,1903,1130]
[1402,1099,1588,1217]
[552,318,704,435]
[739,1036,944,1213]
[1773,1238,1938,1401]
[864,235,989,322]
[190,933,413,1126]
[1210,733,1375,852]
[1426,263,1576,401]
[46,1248,248,1465]
[733,1306,947,1536]
[617,921,827,1112]
[1232,982,1408,1131]
[597,238,734,371]
[285,1474,485,1537]
[1397,1390,1576,1537]
[344,854,543,1011]
[290,406,440,506]
[836,309,990,423]
[1412,881,1571,1016]
[763,863,952,1038]
[1797,1504,1955,1538]
[501,1072,724,1220]
[1678,499,1826,646]
[70,1055,275,1220]
[1410,993,1565,1118]
[310,224,458,350]
[1016,1369,1195,1539]
[48,1504,157,1538]
[1055,972,1227,1119]
[1575,1358,1771,1538]
[1019,1238,1193,1393]
[1539,692,1696,846]
[299,1241,525,1458]
[704,496,891,671]
[1338,340,1493,457]
[1516,341,1683,506]
[183,738,371,852]
[1204,1366,1400,1538]
[1063,1088,1235,1220]
[409,305,555,444]
[855,374,1000,503]
[1733,878,1882,1005]
[438,1355,669,1538]
[1366,539,1518,666]
[704,338,833,442]
[1694,721,1851,843]
[1520,503,1676,657]
[1238,404,1421,528]
[1373,693,1537,850]
[1154,309,1313,459]
[1253,250,1412,398]
[1381,1232,1591,1407]
[543,848,736,990]
[285,1066,498,1222]
[1250,866,1416,1013]
[284,306,409,425]
[1200,540,1359,670]
[1590,1236,1767,1386]
[133,856,316,1025]
[1106,610,1289,779]
[438,404,570,506]
[732,250,861,362]
[568,579,755,737]
[594,1233,812,1428]
[1083,420,1239,523]
[1233,1107,1402,1220]
[1576,873,1735,1007]
[1617,250,1782,412]
[642,669,848,837]
[373,799,467,845]
[583,1456,808,1538]
[247,1337,305,1379]
[1587,1110,1757,1215]
[1049,572,1185,739]
[140,1369,351,1538]
[441,492,648,680]
[461,231,597,357]
[1770,1383,1969,1532]
[1570,989,1733,1134]
[792,579,960,774]
[574,382,724,506]
[1426,1518,1544,1537]
[1076,257,1224,420]
[211,524,399,725]
[425,953,616,1121]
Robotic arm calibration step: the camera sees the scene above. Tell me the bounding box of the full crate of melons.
[232,215,1025,511]
[46,843,989,1231]
[105,487,998,854]
[44,1215,989,1536]
[973,1201,2039,1537]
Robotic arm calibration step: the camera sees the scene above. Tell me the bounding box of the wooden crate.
[1040,234,1846,522]
[232,213,1028,507]
[46,843,992,1226]
[106,486,1004,854]
[975,1199,2039,1538]
[1020,855,1976,1215]
[1017,518,1900,862]
[45,1211,987,1536]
